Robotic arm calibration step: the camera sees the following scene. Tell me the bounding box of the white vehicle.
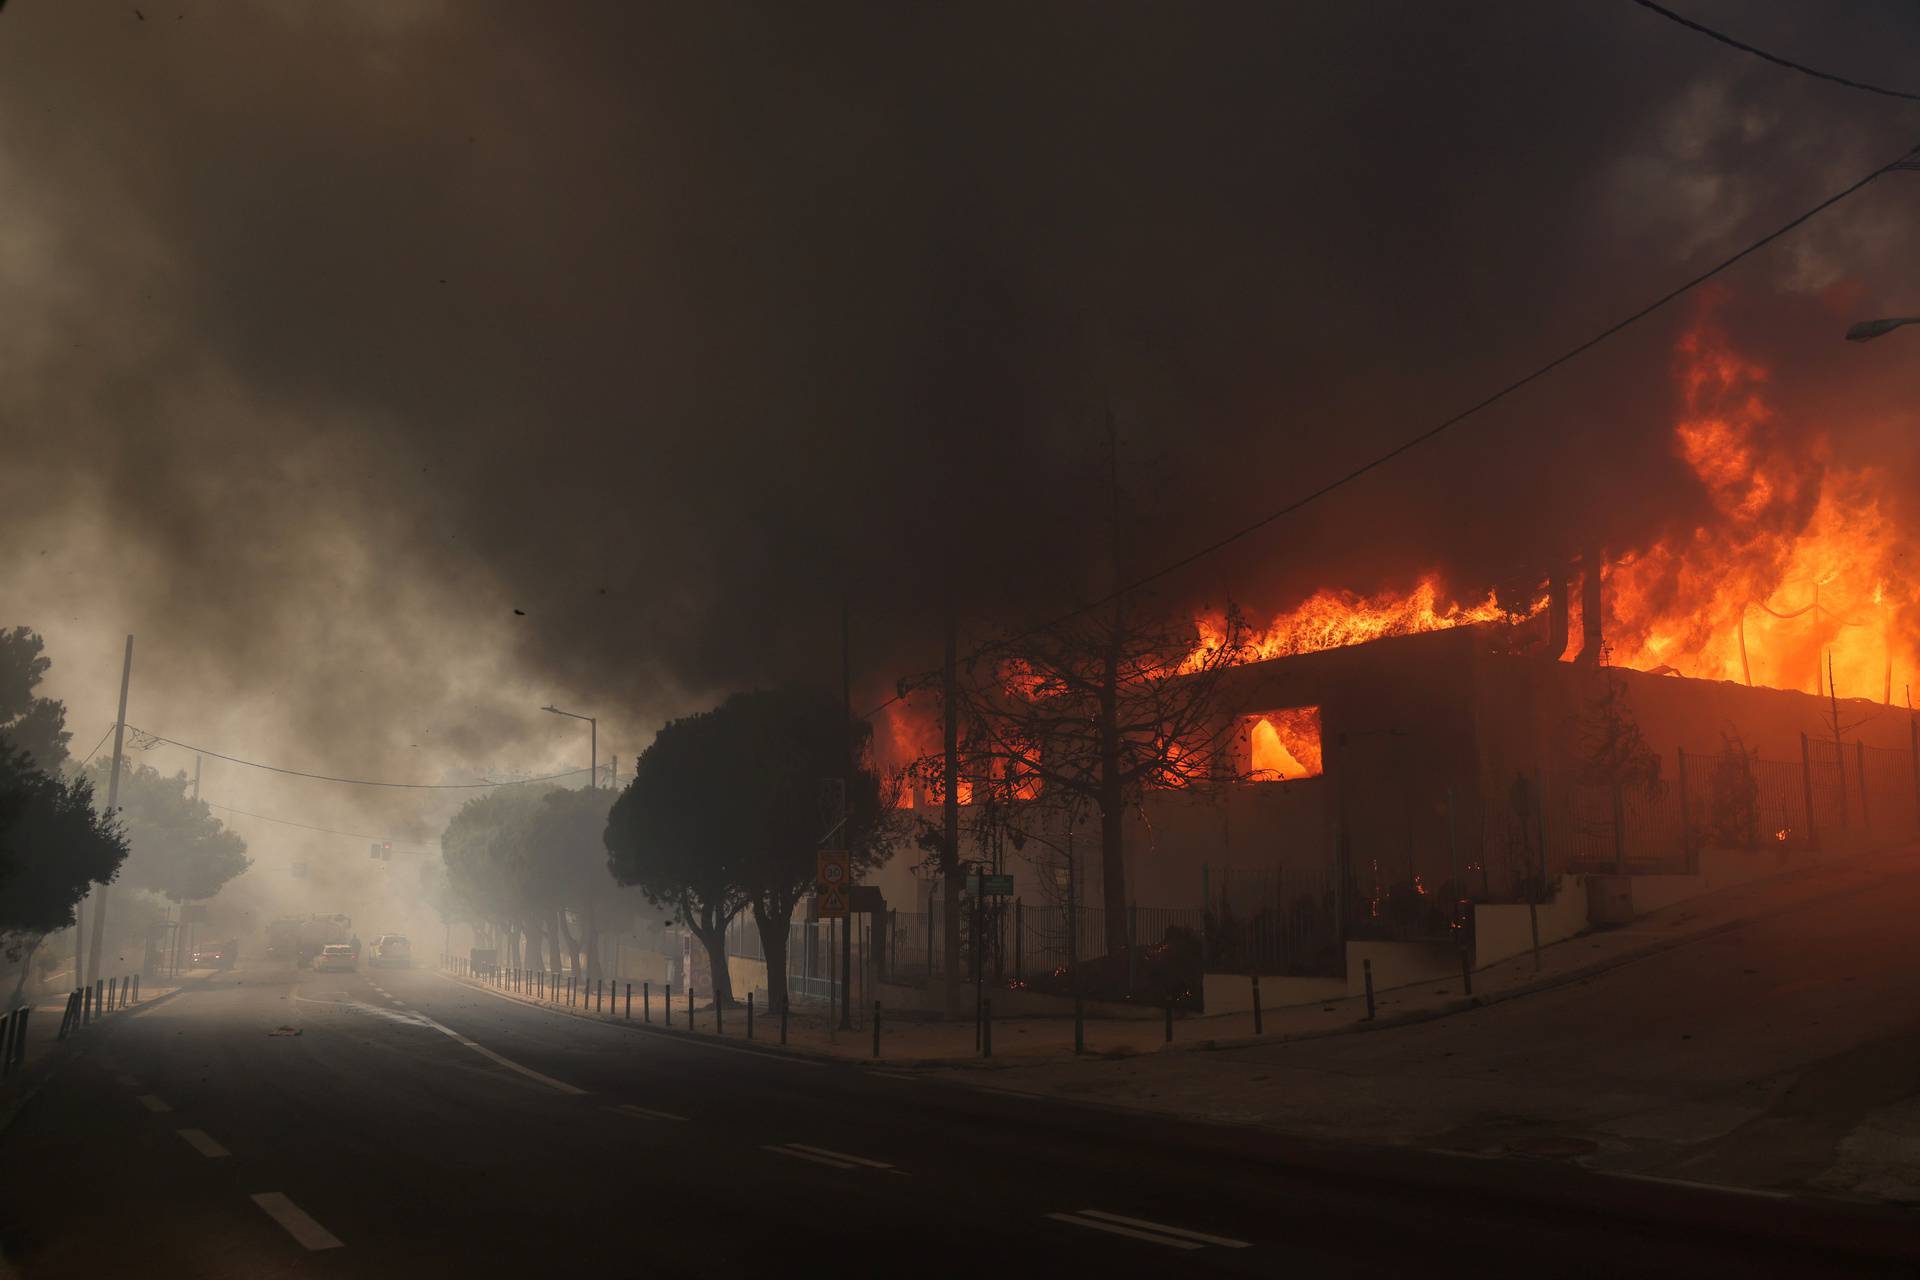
[371,934,412,968]
[313,943,356,973]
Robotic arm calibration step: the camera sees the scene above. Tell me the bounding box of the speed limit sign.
[816,849,849,890]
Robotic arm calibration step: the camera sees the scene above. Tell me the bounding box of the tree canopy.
[87,759,251,903]
[606,685,891,1009]
[0,625,72,772]
[0,747,126,957]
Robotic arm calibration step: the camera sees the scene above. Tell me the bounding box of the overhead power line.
[124,725,594,790]
[868,135,1920,710]
[75,722,116,768]
[1628,1,1920,102]
[203,801,432,850]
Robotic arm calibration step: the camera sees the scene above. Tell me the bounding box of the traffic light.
[369,841,393,861]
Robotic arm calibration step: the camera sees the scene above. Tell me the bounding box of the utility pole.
[942,612,962,1017]
[85,635,134,993]
[839,597,853,1032]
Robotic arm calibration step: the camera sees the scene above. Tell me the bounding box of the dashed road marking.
[1597,1171,1795,1200]
[177,1128,230,1158]
[1048,1210,1251,1250]
[249,1192,344,1251]
[137,1094,172,1114]
[421,1019,585,1094]
[783,1143,891,1169]
[763,1144,860,1169]
[610,1103,688,1123]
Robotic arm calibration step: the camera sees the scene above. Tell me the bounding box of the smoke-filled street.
[4,957,1916,1277]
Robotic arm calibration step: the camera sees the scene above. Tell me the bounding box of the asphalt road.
[2,960,1915,1277]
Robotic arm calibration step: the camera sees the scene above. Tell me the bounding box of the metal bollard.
[1459,942,1473,997]
[1073,994,1084,1055]
[780,997,787,1045]
[1,1010,13,1073]
[569,975,576,1006]
[983,998,992,1058]
[687,986,693,1029]
[746,992,753,1040]
[1364,958,1376,1021]
[107,978,116,1010]
[13,1007,29,1067]
[596,979,603,1013]
[871,1001,879,1059]
[82,984,92,1026]
[626,983,632,1020]
[643,981,650,1023]
[1164,1000,1173,1044]
[716,995,724,1037]
[1252,973,1263,1035]
[665,983,672,1028]
[132,974,141,1003]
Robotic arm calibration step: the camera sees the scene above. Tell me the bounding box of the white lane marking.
[431,968,826,1068]
[177,1128,230,1158]
[249,1192,344,1251]
[422,1019,585,1095]
[612,1103,688,1123]
[1073,1209,1252,1248]
[1598,1171,1795,1200]
[137,1094,172,1113]
[783,1143,891,1169]
[763,1144,857,1169]
[1046,1212,1203,1250]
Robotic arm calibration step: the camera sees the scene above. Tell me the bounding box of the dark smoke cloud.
[3,0,1920,831]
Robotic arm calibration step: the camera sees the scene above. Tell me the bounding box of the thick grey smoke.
[3,0,1919,859]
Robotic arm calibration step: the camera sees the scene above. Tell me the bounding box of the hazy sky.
[3,1,1919,869]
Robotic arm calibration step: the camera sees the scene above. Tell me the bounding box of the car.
[191,939,237,969]
[371,935,412,969]
[313,943,357,973]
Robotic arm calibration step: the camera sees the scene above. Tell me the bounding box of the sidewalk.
[442,843,1919,1069]
[4,969,214,1082]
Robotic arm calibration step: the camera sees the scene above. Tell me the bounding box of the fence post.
[687,985,693,1029]
[871,1001,880,1059]
[1801,732,1819,852]
[132,974,140,1003]
[982,998,992,1058]
[1252,973,1263,1034]
[626,983,632,1020]
[643,981,650,1022]
[1677,748,1696,874]
[665,983,672,1027]
[746,992,753,1040]
[1856,741,1870,833]
[1363,958,1376,1021]
[1013,899,1023,983]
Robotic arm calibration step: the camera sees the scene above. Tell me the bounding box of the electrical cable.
[75,722,117,768]
[1628,1,1920,103]
[123,724,594,790]
[202,801,432,850]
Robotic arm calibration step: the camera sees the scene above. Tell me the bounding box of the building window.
[1244,707,1323,781]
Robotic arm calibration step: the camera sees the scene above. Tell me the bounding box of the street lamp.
[541,704,597,788]
[1845,316,1920,342]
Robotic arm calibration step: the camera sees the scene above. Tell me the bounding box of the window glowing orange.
[1246,707,1323,781]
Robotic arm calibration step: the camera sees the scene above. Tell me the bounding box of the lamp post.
[541,704,597,788]
[1845,317,1920,342]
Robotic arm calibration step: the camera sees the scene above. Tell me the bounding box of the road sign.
[816,849,849,891]
[967,873,1014,897]
[817,886,848,918]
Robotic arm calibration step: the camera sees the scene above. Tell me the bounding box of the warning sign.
[816,849,850,918]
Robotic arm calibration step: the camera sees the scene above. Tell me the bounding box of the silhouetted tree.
[85,759,250,904]
[0,626,72,772]
[0,748,127,1000]
[440,785,555,969]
